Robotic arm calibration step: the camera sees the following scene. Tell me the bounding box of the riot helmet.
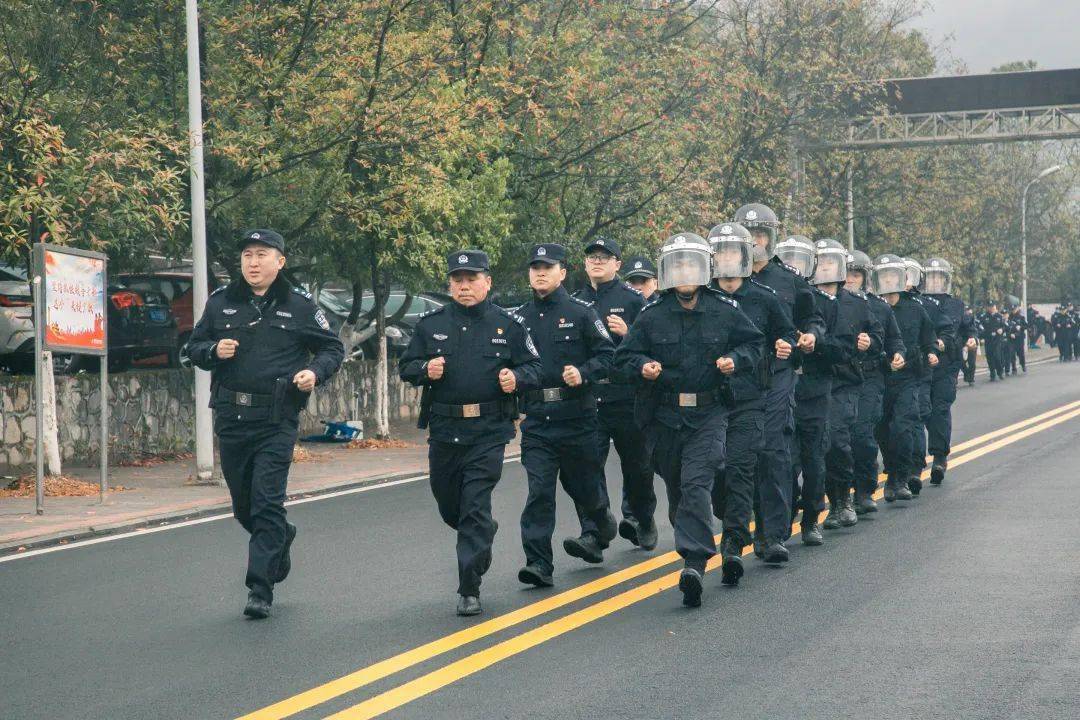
[775,235,815,278]
[872,254,907,295]
[707,222,753,279]
[734,203,780,262]
[657,233,711,291]
[847,249,873,292]
[811,238,848,286]
[903,258,923,290]
[922,257,952,294]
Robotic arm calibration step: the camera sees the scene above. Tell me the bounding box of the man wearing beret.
[399,249,542,616]
[187,228,345,619]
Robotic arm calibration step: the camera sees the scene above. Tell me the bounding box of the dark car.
[317,290,448,360]
[116,271,226,365]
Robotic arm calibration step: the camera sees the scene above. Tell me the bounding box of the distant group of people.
[973,301,1079,382]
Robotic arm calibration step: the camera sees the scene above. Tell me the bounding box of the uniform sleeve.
[770,295,798,347]
[793,276,826,338]
[884,307,906,358]
[508,321,542,392]
[932,304,956,354]
[613,312,654,385]
[578,307,615,384]
[399,320,430,386]
[864,302,884,357]
[723,306,765,374]
[299,301,346,384]
[186,298,221,370]
[918,305,939,358]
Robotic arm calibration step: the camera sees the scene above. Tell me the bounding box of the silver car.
[0,264,34,372]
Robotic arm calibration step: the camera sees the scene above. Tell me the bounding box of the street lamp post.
[1020,164,1062,315]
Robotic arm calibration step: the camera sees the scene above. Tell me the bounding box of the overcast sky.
[907,0,1080,75]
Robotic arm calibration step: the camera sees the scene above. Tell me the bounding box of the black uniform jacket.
[751,256,826,373]
[188,275,345,412]
[573,277,645,405]
[399,298,542,445]
[517,285,615,424]
[614,289,764,430]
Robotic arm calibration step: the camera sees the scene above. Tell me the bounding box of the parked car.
[318,290,448,360]
[0,265,178,374]
[116,270,226,365]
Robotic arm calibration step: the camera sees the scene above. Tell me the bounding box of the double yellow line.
[240,398,1080,720]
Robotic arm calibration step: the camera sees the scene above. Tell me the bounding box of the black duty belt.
[524,386,587,403]
[660,389,723,408]
[594,378,612,385]
[216,387,273,407]
[431,401,502,418]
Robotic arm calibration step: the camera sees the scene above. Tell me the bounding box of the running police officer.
[187,229,345,619]
[846,250,905,515]
[399,249,543,616]
[736,204,825,561]
[921,258,976,485]
[870,255,939,502]
[980,301,1007,380]
[709,222,796,580]
[963,307,980,385]
[516,243,619,588]
[1007,303,1028,374]
[571,238,657,552]
[615,233,764,607]
[623,256,659,303]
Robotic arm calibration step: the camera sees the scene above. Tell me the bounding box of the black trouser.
[825,384,859,504]
[429,440,505,597]
[521,421,608,574]
[1059,332,1071,360]
[216,413,299,603]
[986,339,1005,379]
[754,368,796,543]
[962,346,977,383]
[927,365,958,459]
[911,374,932,475]
[1014,337,1026,371]
[1002,336,1017,373]
[876,375,920,482]
[648,408,729,573]
[852,372,885,499]
[791,391,830,526]
[577,400,656,535]
[712,403,763,548]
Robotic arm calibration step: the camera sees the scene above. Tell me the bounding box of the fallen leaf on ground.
[0,475,131,498]
[346,438,411,450]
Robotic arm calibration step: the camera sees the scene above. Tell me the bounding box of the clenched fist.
[642,361,662,381]
[498,368,517,393]
[606,314,629,336]
[293,369,316,393]
[775,339,792,360]
[427,356,446,380]
[216,339,239,360]
[965,338,977,349]
[927,352,939,368]
[562,365,583,387]
[716,356,735,375]
[890,353,905,371]
[797,332,816,353]
[857,333,871,352]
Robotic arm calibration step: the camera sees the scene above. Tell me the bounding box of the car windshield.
[0,265,28,281]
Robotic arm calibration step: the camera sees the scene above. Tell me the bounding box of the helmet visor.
[777,245,815,278]
[811,248,848,285]
[905,264,922,289]
[922,269,951,294]
[658,248,711,290]
[871,266,906,295]
[711,239,753,278]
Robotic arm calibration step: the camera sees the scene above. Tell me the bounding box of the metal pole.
[846,161,855,251]
[186,0,215,483]
[100,357,108,503]
[32,274,43,515]
[1021,181,1029,315]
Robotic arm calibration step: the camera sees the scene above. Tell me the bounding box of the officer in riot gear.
[846,250,906,514]
[980,301,1008,379]
[188,229,345,619]
[400,249,543,616]
[708,223,797,582]
[615,233,764,607]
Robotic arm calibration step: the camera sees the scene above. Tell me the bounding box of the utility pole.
[185,0,215,483]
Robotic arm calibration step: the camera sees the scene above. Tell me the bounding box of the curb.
[0,452,522,557]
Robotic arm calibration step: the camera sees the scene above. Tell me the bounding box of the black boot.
[801,522,823,546]
[243,592,271,620]
[930,456,947,485]
[518,564,554,588]
[751,525,766,558]
[720,535,744,586]
[839,494,858,526]
[456,595,482,616]
[273,523,297,583]
[591,508,618,547]
[764,538,791,562]
[908,475,923,497]
[678,568,703,607]
[636,517,659,551]
[618,517,641,547]
[563,533,605,564]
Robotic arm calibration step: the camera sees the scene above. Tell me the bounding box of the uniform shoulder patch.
[623,282,643,295]
[493,305,526,325]
[418,305,446,319]
[750,278,777,294]
[570,295,593,308]
[813,288,836,300]
[925,296,940,306]
[209,285,227,297]
[292,286,313,300]
[639,296,663,314]
[779,261,800,275]
[706,288,738,308]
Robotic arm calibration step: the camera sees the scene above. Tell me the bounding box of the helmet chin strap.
[676,288,700,302]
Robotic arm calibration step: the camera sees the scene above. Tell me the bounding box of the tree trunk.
[41,351,61,476]
[370,256,390,439]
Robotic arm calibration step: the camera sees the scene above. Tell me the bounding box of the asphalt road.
[1,361,1078,720]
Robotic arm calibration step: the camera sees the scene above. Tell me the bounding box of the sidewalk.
[0,421,520,554]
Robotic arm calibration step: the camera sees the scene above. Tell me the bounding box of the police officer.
[737,204,825,561]
[818,241,882,531]
[921,259,977,485]
[784,238,840,547]
[570,238,657,552]
[963,307,981,386]
[1050,305,1072,361]
[980,301,1007,380]
[623,256,659,303]
[846,250,906,515]
[708,222,796,583]
[904,259,952,496]
[870,255,939,502]
[187,229,345,619]
[615,233,763,607]
[399,249,543,616]
[1007,303,1028,373]
[516,243,619,587]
